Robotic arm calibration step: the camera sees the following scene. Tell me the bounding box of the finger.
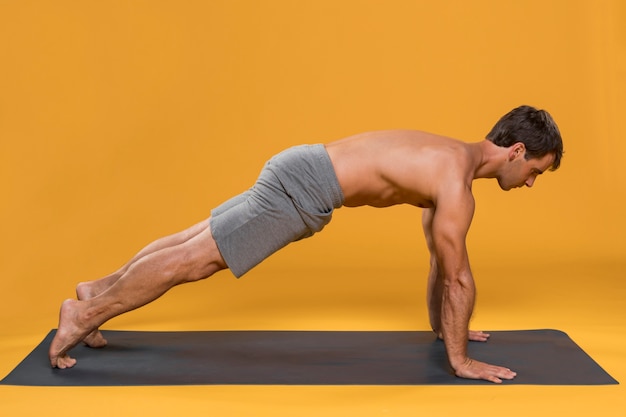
[490,366,516,380]
[468,331,490,342]
[488,375,503,383]
[500,370,517,380]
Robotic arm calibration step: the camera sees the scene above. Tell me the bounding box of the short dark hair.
[486,105,563,170]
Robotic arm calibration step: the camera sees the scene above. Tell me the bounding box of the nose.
[525,175,536,188]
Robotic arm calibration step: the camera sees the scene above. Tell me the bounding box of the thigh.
[209,172,310,278]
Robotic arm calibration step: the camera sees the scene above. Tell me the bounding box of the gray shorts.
[210,144,344,277]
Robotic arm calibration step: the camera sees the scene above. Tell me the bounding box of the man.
[49,105,563,383]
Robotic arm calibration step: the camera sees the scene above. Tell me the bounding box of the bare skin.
[74,220,213,350]
[326,130,553,382]
[50,130,555,382]
[51,219,216,368]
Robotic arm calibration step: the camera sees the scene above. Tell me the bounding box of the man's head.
[486,105,563,171]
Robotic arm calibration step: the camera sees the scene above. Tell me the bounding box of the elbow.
[443,272,474,292]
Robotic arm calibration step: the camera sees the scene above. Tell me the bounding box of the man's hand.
[437,330,515,383]
[454,357,517,384]
[437,329,490,342]
[468,330,490,342]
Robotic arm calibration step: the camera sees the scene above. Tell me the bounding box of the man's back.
[325,130,479,209]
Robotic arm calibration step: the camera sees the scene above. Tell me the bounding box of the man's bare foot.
[49,299,94,369]
[76,282,107,348]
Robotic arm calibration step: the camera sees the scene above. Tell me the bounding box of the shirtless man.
[49,105,563,383]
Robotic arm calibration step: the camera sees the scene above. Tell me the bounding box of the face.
[498,144,555,191]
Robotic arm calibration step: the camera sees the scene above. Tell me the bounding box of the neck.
[471,140,509,179]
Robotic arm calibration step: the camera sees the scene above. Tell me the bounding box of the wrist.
[449,356,472,370]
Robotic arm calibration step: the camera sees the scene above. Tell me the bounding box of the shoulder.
[430,142,476,200]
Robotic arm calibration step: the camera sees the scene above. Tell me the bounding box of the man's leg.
[49,221,227,369]
[76,220,211,347]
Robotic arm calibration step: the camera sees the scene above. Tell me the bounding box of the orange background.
[1,1,624,416]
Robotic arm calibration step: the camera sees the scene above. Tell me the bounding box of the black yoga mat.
[1,329,618,386]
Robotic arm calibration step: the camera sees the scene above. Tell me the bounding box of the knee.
[172,229,227,283]
[187,257,226,282]
[172,248,225,283]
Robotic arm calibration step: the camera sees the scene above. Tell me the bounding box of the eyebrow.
[534,168,544,175]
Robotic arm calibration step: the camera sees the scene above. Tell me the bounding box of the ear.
[508,142,526,161]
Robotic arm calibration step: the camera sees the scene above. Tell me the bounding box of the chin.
[497,179,512,191]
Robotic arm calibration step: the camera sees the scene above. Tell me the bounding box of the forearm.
[426,259,443,336]
[440,271,475,369]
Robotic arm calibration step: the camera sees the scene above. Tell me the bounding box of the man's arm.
[422,209,490,342]
[422,207,444,337]
[427,187,516,383]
